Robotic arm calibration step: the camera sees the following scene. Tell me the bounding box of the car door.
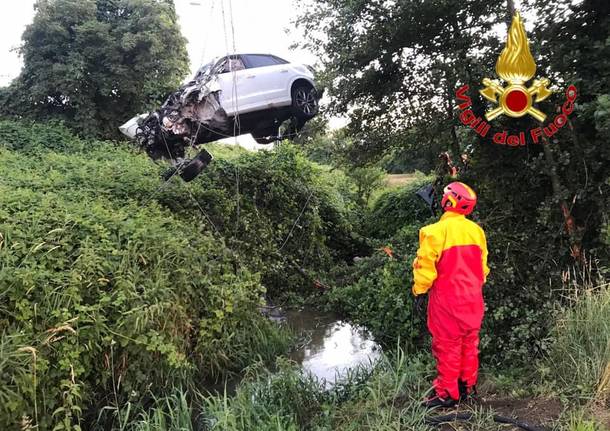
[240,54,292,111]
[215,55,252,116]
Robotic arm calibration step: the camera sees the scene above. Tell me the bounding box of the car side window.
[242,54,285,69]
[272,55,289,64]
[217,56,246,74]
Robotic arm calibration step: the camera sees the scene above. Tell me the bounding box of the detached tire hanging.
[180,148,214,182]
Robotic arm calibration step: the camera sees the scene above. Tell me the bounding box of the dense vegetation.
[0,120,362,429]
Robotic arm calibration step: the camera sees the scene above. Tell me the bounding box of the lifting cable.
[277,189,314,253]
[226,0,241,233]
[197,0,215,70]
[219,0,241,233]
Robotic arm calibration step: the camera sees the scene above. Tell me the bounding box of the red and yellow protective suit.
[413,211,489,400]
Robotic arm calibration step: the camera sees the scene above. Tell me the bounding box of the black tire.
[291,84,318,119]
[179,149,213,182]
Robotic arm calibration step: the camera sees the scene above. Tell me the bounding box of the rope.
[219,0,242,233]
[425,411,547,431]
[182,181,220,236]
[141,130,185,206]
[157,129,221,235]
[197,0,216,69]
[227,0,241,140]
[220,0,230,57]
[277,190,314,252]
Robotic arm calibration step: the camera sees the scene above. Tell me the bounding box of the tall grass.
[547,266,610,402]
[127,391,196,431]
[123,349,434,431]
[192,348,436,430]
[127,346,543,431]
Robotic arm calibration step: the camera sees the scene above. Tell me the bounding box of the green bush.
[0,119,359,429]
[325,180,435,348]
[326,225,425,348]
[347,166,386,206]
[0,175,275,428]
[366,178,434,239]
[173,143,367,297]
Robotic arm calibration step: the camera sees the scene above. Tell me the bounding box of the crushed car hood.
[119,64,229,160]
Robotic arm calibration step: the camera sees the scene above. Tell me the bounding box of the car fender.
[287,75,317,96]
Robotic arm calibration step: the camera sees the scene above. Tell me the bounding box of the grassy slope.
[0,122,297,429]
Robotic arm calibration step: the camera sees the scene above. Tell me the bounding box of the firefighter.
[412,181,489,408]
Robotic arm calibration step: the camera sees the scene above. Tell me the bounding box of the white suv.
[202,53,319,122]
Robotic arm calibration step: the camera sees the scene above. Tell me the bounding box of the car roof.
[211,53,289,60]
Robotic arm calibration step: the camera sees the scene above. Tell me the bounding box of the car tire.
[179,148,213,182]
[291,84,318,119]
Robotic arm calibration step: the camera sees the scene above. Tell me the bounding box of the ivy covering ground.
[0,120,362,429]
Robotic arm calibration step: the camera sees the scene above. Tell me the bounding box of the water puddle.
[284,309,381,386]
[206,307,382,394]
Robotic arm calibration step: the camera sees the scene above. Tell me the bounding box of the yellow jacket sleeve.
[481,229,490,282]
[412,224,443,295]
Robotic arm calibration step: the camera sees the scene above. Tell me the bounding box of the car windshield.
[194,60,216,80]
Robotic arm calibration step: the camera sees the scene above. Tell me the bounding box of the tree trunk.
[541,135,582,260]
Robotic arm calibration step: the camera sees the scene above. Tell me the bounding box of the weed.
[547,282,610,402]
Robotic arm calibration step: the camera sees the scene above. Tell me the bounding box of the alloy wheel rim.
[296,89,318,115]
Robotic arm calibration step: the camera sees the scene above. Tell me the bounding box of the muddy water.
[284,309,382,386]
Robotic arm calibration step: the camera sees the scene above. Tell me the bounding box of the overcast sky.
[0,0,316,87]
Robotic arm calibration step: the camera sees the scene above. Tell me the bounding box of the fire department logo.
[480,12,551,122]
[455,11,577,146]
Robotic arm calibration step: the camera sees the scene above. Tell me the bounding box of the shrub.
[0,176,277,428]
[325,180,435,348]
[366,177,434,239]
[325,224,428,348]
[347,166,386,206]
[0,120,360,429]
[171,143,367,297]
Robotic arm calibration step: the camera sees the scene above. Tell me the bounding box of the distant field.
[385,173,420,187]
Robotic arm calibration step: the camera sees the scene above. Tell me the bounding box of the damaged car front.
[120,53,320,181]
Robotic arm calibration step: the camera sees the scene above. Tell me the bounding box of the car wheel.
[179,148,214,182]
[291,84,318,119]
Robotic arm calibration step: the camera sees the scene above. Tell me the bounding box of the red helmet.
[441,182,477,215]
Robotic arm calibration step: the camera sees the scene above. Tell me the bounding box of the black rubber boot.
[458,379,479,403]
[422,392,457,409]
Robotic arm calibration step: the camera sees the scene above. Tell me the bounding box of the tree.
[1,0,189,139]
[294,0,506,168]
[295,0,609,363]
[528,0,610,254]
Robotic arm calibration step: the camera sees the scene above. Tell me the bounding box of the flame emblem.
[480,12,552,122]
